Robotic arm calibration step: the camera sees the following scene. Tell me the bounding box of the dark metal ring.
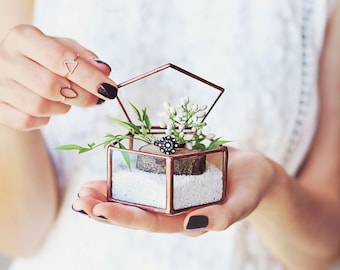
[154,135,183,155]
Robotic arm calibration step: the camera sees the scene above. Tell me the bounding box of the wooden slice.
[136,145,206,175]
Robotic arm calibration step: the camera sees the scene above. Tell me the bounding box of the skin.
[0,0,339,269]
[0,0,115,258]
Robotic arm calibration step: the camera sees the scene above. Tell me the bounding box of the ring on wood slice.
[136,145,206,175]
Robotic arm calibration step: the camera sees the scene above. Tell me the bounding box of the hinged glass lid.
[114,63,225,126]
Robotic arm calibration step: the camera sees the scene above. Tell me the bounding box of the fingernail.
[95,215,108,221]
[98,83,118,99]
[77,210,88,216]
[72,205,88,216]
[186,215,209,230]
[93,58,112,72]
[74,209,88,216]
[96,98,106,105]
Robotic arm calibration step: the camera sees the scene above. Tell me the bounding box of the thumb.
[183,193,256,237]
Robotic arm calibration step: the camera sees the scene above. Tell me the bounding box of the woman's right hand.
[0,24,117,131]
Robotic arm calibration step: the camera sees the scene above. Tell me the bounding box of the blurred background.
[0,254,11,269]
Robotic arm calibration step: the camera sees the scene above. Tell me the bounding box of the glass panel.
[173,150,225,211]
[110,148,167,209]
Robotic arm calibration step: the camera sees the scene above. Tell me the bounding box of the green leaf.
[129,102,142,122]
[140,125,147,136]
[192,143,206,150]
[134,134,152,144]
[207,138,230,150]
[55,144,92,154]
[118,142,131,170]
[142,108,152,130]
[110,117,142,134]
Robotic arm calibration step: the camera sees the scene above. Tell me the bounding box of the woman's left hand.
[72,148,277,237]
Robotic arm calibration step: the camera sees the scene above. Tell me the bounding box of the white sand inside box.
[110,156,223,210]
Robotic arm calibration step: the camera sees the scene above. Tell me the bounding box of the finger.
[72,196,103,215]
[90,202,186,233]
[2,50,103,107]
[5,26,117,101]
[59,81,100,106]
[1,51,69,102]
[78,180,107,196]
[78,186,107,202]
[75,180,189,233]
[0,79,70,116]
[61,54,117,101]
[0,102,50,131]
[56,38,112,76]
[184,187,260,235]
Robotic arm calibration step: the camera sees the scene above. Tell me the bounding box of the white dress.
[9,0,336,269]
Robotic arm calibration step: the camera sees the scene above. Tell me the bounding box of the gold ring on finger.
[63,53,80,77]
[59,85,78,103]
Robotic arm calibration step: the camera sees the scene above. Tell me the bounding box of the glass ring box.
[107,63,228,215]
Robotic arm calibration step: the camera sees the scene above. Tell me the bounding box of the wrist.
[264,159,290,199]
[251,157,293,217]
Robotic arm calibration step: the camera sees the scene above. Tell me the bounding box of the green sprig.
[57,99,229,169]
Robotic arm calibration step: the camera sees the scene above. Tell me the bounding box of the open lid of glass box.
[113,63,225,127]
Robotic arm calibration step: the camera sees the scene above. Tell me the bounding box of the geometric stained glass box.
[107,63,228,215]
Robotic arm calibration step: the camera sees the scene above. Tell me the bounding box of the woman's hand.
[72,148,278,237]
[0,24,117,131]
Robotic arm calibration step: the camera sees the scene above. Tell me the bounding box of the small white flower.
[186,142,193,150]
[175,115,182,122]
[196,129,202,136]
[199,105,208,111]
[191,127,197,132]
[178,124,185,131]
[191,104,199,111]
[159,122,167,129]
[206,133,216,140]
[202,126,211,135]
[169,106,176,115]
[163,101,171,111]
[178,107,185,114]
[181,96,189,105]
[196,111,206,118]
[165,129,172,136]
[179,132,184,138]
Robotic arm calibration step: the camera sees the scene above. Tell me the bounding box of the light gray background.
[0,254,11,270]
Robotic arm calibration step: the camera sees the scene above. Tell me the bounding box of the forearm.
[0,0,34,39]
[250,3,340,268]
[0,126,59,258]
[249,163,340,270]
[0,0,59,258]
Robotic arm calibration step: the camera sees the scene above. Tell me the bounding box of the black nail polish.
[73,209,88,216]
[98,83,118,99]
[95,215,108,221]
[186,215,209,230]
[96,98,106,105]
[94,59,112,72]
[72,205,88,216]
[77,210,88,216]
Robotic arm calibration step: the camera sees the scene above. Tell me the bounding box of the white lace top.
[9,0,336,269]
